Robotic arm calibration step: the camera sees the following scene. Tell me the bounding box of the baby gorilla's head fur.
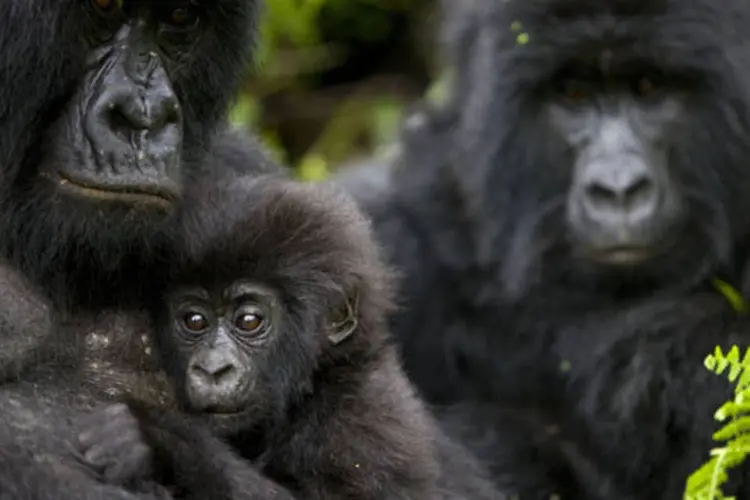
[156,175,398,434]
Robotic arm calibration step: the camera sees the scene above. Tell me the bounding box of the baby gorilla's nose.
[187,351,245,411]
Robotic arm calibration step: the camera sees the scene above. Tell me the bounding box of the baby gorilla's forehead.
[180,181,361,259]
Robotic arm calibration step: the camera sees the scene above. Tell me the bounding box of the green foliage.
[684,346,750,500]
[230,0,431,180]
[711,278,747,313]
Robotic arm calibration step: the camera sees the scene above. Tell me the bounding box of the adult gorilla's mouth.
[52,170,178,209]
[587,246,656,266]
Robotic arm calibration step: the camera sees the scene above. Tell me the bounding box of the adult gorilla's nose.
[579,155,660,226]
[566,150,684,265]
[109,84,181,133]
[83,38,183,185]
[91,76,182,153]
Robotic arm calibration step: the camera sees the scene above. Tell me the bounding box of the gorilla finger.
[77,403,131,432]
[102,443,152,483]
[81,431,144,466]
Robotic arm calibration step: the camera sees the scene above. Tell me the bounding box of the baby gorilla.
[75,176,502,500]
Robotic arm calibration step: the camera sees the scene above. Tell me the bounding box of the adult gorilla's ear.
[326,289,359,345]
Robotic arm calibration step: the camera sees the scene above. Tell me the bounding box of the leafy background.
[229,0,440,180]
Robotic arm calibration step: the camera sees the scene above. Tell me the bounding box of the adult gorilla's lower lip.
[589,246,655,265]
[54,171,178,208]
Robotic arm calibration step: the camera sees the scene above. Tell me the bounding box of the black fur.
[0,0,284,497]
[78,177,505,500]
[0,260,55,382]
[337,0,750,497]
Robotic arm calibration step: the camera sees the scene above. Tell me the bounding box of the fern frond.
[684,345,750,500]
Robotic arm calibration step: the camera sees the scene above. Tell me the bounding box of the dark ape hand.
[72,403,153,485]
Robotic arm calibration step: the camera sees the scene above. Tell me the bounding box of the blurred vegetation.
[229,0,439,180]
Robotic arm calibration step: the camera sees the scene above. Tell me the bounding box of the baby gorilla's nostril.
[191,360,237,385]
[209,364,236,383]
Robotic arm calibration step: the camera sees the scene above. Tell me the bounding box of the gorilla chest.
[53,308,174,407]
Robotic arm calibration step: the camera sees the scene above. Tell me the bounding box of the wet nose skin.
[191,358,238,387]
[579,156,660,226]
[84,49,182,174]
[111,83,180,132]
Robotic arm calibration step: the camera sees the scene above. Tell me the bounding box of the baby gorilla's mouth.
[203,405,244,415]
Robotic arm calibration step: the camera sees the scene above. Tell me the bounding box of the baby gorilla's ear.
[326,290,359,345]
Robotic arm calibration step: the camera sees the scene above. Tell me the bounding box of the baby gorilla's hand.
[72,403,153,485]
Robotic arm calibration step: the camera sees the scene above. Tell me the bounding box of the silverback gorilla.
[0,0,287,497]
[73,176,504,499]
[338,0,750,497]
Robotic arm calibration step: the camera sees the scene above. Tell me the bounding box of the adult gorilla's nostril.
[584,176,656,209]
[623,178,655,209]
[107,86,180,133]
[580,158,660,224]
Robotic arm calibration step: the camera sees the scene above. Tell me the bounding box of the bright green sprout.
[711,278,747,313]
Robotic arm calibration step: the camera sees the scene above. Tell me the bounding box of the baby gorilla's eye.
[90,0,123,15]
[183,312,208,332]
[235,312,264,333]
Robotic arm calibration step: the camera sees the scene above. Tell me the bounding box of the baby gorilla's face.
[159,274,361,436]
[165,281,281,415]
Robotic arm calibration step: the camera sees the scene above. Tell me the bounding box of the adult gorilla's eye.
[559,79,591,103]
[163,4,201,30]
[634,76,659,98]
[183,312,208,332]
[90,0,123,15]
[235,312,264,333]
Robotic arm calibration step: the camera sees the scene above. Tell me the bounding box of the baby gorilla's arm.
[73,402,298,500]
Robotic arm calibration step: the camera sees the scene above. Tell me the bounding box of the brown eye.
[165,4,200,29]
[91,0,123,14]
[235,312,263,333]
[183,312,208,332]
[561,79,590,103]
[635,76,655,97]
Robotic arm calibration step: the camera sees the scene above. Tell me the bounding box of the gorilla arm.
[75,402,298,500]
[0,259,55,381]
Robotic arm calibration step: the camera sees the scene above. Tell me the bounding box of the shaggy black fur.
[337,0,750,497]
[0,0,285,497]
[74,176,505,500]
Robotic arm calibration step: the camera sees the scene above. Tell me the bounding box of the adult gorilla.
[338,0,750,497]
[0,0,286,497]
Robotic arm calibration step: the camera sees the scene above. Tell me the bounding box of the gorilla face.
[456,0,750,294]
[154,178,390,435]
[39,0,253,211]
[50,0,186,208]
[547,68,688,267]
[0,0,257,288]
